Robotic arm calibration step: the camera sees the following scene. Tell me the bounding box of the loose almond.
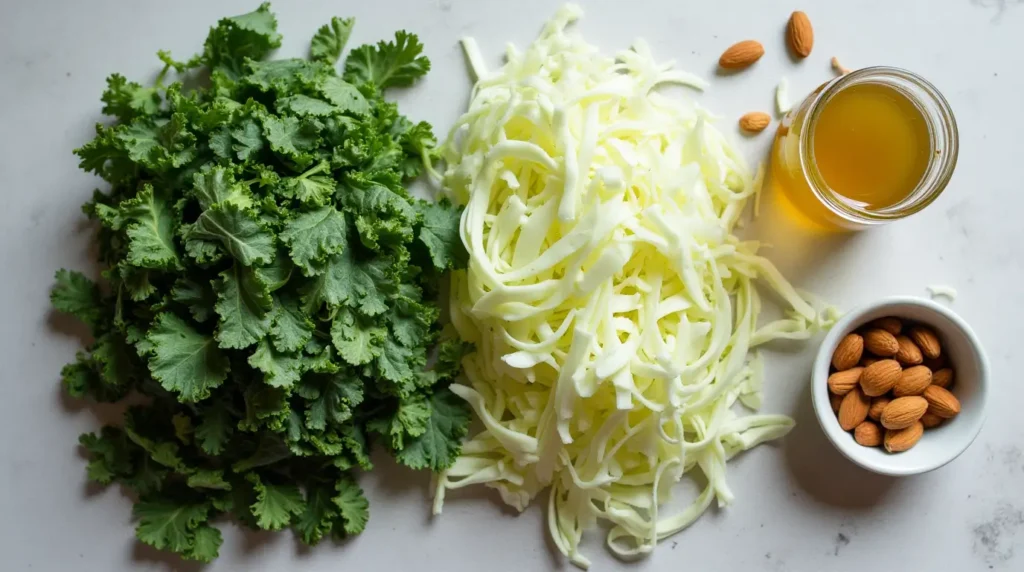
[827,367,863,396]
[895,335,923,365]
[739,112,771,133]
[920,412,944,428]
[864,328,900,357]
[880,396,929,430]
[893,365,932,397]
[838,387,870,431]
[909,326,942,360]
[719,40,765,69]
[786,11,814,58]
[868,396,891,421]
[870,317,903,336]
[924,385,961,418]
[854,421,883,447]
[832,333,864,371]
[931,368,954,389]
[885,422,924,453]
[860,359,901,397]
[829,392,843,413]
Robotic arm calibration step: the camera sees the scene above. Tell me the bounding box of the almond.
[895,335,923,365]
[880,396,929,430]
[786,11,814,58]
[739,111,771,133]
[832,333,864,371]
[830,392,843,413]
[827,367,863,396]
[885,422,924,453]
[861,356,881,367]
[870,317,903,336]
[838,387,870,431]
[854,420,883,447]
[719,40,765,69]
[860,359,901,397]
[863,328,900,357]
[931,368,954,389]
[893,365,932,397]
[920,412,944,428]
[868,396,891,421]
[924,385,961,418]
[909,326,942,360]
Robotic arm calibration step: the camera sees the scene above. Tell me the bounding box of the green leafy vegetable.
[54,4,469,563]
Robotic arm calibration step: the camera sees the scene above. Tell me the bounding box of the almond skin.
[864,329,900,357]
[861,356,881,367]
[868,396,891,421]
[786,11,814,58]
[830,392,843,413]
[854,421,883,447]
[838,388,870,431]
[931,368,954,389]
[909,326,942,360]
[924,385,961,418]
[739,111,771,133]
[870,317,903,336]
[860,359,901,397]
[885,422,924,453]
[832,333,864,371]
[895,335,923,365]
[880,396,929,430]
[920,412,944,428]
[893,365,933,397]
[827,367,863,396]
[719,40,765,69]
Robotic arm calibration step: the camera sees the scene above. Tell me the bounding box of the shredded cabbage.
[433,5,836,568]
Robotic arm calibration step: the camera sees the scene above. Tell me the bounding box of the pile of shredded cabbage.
[431,5,837,568]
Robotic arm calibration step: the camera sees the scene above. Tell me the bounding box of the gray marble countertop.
[2,0,1022,570]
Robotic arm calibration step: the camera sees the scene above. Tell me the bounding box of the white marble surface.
[2,0,1023,570]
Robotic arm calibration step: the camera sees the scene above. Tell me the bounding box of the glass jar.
[771,67,959,231]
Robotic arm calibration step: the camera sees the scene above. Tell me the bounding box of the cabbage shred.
[433,5,837,567]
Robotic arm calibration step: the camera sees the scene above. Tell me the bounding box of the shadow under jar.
[771,67,959,231]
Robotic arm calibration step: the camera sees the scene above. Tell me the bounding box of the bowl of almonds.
[812,296,989,476]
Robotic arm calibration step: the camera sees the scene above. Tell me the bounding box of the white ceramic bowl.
[812,296,989,476]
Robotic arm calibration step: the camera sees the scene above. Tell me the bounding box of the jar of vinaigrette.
[772,67,958,230]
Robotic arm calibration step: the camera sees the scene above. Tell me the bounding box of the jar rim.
[798,66,959,225]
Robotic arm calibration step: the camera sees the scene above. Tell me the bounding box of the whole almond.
[868,396,891,421]
[838,388,870,431]
[909,326,942,360]
[739,112,771,133]
[864,329,900,357]
[827,367,863,396]
[924,385,961,418]
[895,335,923,365]
[881,396,929,430]
[719,40,765,69]
[870,317,903,336]
[920,412,944,428]
[860,359,901,397]
[854,420,883,447]
[893,365,933,397]
[787,12,814,58]
[830,392,843,413]
[885,422,924,453]
[931,368,954,389]
[832,333,864,370]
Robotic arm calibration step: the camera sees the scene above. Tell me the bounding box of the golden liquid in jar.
[773,82,933,229]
